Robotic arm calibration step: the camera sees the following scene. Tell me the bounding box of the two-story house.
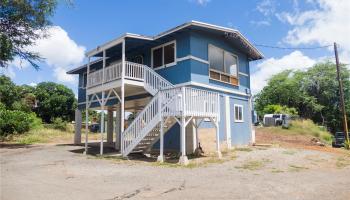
[67,21,263,165]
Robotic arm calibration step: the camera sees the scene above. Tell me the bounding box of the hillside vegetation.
[257,119,332,145]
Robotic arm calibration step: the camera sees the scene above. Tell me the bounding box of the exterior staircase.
[121,63,219,157]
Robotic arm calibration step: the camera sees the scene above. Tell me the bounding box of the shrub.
[0,109,42,136]
[52,117,68,131]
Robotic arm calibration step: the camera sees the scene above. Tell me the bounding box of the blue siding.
[189,30,250,93]
[229,96,252,145]
[152,124,180,151]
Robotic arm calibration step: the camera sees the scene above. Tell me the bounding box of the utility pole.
[334,42,349,146]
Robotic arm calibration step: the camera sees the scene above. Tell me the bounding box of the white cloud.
[191,0,211,6]
[29,82,37,87]
[29,26,86,84]
[250,20,271,26]
[8,26,85,84]
[256,0,276,16]
[0,67,16,79]
[277,0,350,62]
[53,67,76,83]
[251,51,316,94]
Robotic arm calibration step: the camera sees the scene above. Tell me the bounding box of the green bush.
[51,118,68,131]
[0,109,42,136]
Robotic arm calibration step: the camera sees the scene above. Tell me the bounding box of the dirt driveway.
[1,144,350,200]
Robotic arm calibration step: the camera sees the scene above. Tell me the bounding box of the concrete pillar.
[186,120,196,154]
[179,117,189,165]
[107,108,114,144]
[74,109,82,145]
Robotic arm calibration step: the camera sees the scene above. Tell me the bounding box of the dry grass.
[6,128,103,145]
[259,119,332,144]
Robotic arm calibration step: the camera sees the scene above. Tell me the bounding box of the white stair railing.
[122,93,161,155]
[121,86,220,156]
[143,66,173,95]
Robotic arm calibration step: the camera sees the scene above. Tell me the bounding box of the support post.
[334,42,349,145]
[157,95,164,162]
[215,120,222,159]
[157,119,164,162]
[100,92,105,155]
[107,108,114,144]
[248,94,255,144]
[84,56,90,155]
[179,116,189,165]
[115,103,121,150]
[120,39,125,155]
[74,109,82,144]
[225,96,232,148]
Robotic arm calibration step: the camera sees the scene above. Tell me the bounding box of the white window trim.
[151,40,177,69]
[234,104,244,123]
[208,44,239,77]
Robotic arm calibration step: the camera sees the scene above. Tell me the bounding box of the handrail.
[121,86,220,156]
[86,61,174,93]
[122,92,161,155]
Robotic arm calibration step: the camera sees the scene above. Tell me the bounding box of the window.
[129,55,143,64]
[208,44,239,85]
[152,41,176,68]
[234,104,244,122]
[79,72,87,88]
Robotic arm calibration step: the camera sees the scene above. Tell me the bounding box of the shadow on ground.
[0,143,36,149]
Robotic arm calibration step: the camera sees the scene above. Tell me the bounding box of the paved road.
[1,144,350,200]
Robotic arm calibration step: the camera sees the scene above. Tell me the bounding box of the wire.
[253,44,332,50]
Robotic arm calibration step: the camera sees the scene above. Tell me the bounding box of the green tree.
[255,62,350,132]
[0,0,58,69]
[0,75,20,109]
[262,104,298,116]
[34,82,77,123]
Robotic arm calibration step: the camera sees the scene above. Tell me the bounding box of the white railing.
[183,87,219,117]
[104,62,122,83]
[122,93,161,155]
[144,67,173,95]
[86,61,173,94]
[125,61,144,80]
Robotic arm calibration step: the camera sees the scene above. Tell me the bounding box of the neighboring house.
[67,21,263,164]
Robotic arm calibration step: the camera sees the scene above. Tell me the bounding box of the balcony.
[87,61,144,89]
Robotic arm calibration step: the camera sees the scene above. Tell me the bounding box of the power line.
[253,43,332,50]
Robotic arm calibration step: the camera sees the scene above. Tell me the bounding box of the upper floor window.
[208,44,239,85]
[152,41,176,68]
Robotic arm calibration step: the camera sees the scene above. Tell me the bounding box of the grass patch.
[335,157,350,169]
[259,119,333,145]
[11,128,72,144]
[288,164,309,172]
[235,147,253,152]
[235,159,271,171]
[282,150,297,155]
[4,127,104,145]
[271,168,284,173]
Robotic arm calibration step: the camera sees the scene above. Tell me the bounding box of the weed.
[235,159,270,171]
[282,150,296,155]
[235,147,253,152]
[288,164,308,172]
[335,157,350,169]
[271,168,284,173]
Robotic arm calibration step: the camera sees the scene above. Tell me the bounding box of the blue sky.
[2,0,349,95]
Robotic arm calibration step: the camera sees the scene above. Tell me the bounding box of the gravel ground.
[1,144,350,200]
